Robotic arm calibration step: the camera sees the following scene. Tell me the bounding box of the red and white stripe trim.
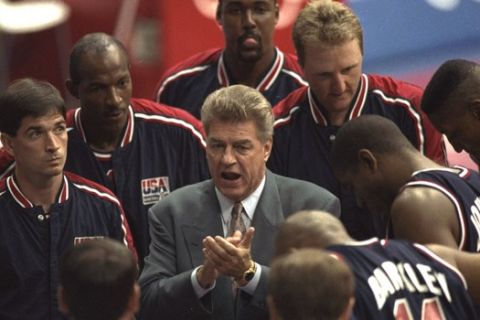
[347,74,369,120]
[308,88,328,126]
[74,106,135,148]
[157,65,209,100]
[135,113,207,147]
[6,175,69,209]
[217,48,285,91]
[371,89,424,154]
[413,243,468,289]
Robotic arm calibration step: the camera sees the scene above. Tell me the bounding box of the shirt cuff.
[238,263,261,295]
[191,266,216,298]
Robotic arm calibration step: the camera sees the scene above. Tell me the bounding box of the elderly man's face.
[217,0,278,63]
[206,119,272,201]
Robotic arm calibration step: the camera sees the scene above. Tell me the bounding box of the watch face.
[244,271,255,281]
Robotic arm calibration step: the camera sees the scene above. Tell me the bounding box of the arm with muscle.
[390,186,459,248]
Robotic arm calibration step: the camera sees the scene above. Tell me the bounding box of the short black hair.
[69,32,129,84]
[422,59,478,115]
[59,239,137,320]
[0,78,65,136]
[331,115,415,172]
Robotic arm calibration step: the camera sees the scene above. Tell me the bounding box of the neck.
[328,110,349,126]
[223,48,276,87]
[81,117,126,153]
[14,170,63,212]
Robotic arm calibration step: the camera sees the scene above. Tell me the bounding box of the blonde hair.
[293,0,363,66]
[201,85,274,142]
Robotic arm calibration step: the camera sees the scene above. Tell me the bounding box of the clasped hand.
[197,227,255,287]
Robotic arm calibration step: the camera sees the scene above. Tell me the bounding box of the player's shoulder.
[281,51,303,72]
[65,107,79,127]
[272,86,309,126]
[367,73,423,101]
[65,171,121,207]
[131,98,205,138]
[162,48,222,77]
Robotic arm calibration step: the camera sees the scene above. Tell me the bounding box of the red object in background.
[5,0,345,100]
[157,0,310,74]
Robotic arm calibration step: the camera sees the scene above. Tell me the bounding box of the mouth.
[104,108,125,119]
[238,33,260,49]
[221,172,241,181]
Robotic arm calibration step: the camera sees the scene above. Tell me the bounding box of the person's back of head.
[292,0,363,66]
[330,115,417,173]
[422,59,480,116]
[58,238,139,320]
[0,78,65,137]
[268,248,355,320]
[274,210,351,257]
[201,84,274,143]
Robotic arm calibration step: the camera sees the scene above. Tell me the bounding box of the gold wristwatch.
[239,260,256,282]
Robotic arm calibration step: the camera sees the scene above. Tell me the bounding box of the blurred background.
[1,0,480,167]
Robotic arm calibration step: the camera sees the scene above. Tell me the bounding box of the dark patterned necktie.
[228,202,245,236]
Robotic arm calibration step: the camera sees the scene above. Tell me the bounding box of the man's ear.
[57,286,70,316]
[65,79,79,100]
[340,297,355,320]
[215,2,223,26]
[358,149,377,172]
[1,134,15,157]
[126,283,141,315]
[274,1,280,24]
[267,295,281,320]
[469,99,480,120]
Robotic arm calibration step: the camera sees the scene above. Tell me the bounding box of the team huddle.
[1,0,480,319]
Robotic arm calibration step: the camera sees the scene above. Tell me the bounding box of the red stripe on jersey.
[308,88,328,126]
[257,49,283,91]
[348,74,369,120]
[7,176,34,208]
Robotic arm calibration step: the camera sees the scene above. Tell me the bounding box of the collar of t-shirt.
[215,175,266,237]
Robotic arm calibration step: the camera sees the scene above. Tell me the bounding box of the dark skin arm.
[390,186,460,248]
[427,244,480,305]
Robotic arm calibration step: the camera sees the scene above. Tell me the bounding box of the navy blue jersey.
[64,98,210,263]
[328,239,478,319]
[400,166,480,252]
[268,75,446,240]
[154,47,307,119]
[0,172,134,320]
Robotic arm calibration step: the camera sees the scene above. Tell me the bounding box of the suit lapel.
[182,181,224,267]
[250,171,284,264]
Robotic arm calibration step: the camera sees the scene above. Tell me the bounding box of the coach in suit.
[139,85,340,320]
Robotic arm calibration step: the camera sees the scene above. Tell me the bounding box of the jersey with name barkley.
[328,239,478,320]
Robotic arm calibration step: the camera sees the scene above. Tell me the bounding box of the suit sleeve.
[236,266,270,320]
[138,206,212,319]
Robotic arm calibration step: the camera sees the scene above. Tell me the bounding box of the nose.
[45,132,60,153]
[106,86,122,107]
[221,146,236,165]
[242,9,256,28]
[331,74,346,94]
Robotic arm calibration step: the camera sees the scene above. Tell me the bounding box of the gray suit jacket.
[139,170,340,320]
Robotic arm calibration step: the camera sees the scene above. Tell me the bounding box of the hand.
[202,227,255,278]
[197,251,219,289]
